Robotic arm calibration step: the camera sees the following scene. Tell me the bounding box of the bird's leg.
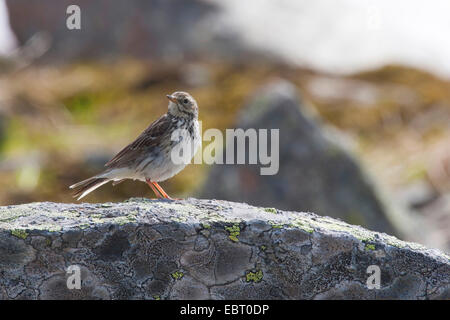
[146,179,163,199]
[152,182,176,200]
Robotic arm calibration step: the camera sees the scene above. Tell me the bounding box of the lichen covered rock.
[0,198,448,299]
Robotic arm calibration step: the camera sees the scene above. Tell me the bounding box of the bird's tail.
[69,176,110,200]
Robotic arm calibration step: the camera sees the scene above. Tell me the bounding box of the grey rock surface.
[199,80,417,239]
[0,198,448,300]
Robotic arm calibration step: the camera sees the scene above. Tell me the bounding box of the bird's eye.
[183,99,189,104]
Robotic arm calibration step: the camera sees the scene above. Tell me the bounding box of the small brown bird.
[70,92,201,200]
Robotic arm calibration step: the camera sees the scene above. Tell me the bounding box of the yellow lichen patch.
[245,270,263,283]
[225,224,240,242]
[264,208,277,214]
[171,271,184,280]
[11,229,28,239]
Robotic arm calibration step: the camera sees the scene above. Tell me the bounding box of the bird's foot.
[166,197,183,201]
[146,179,182,200]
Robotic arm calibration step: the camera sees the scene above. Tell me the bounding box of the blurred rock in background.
[5,0,263,64]
[199,80,428,242]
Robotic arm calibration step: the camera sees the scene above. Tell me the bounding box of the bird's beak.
[166,94,177,103]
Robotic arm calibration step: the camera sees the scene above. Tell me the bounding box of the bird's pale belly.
[141,122,200,182]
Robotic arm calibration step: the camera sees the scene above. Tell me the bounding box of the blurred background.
[0,0,449,252]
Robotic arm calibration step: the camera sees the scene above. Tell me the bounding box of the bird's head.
[167,91,198,119]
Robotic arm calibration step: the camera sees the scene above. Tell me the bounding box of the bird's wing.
[105,114,172,168]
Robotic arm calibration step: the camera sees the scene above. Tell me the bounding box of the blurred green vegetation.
[0,60,449,205]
